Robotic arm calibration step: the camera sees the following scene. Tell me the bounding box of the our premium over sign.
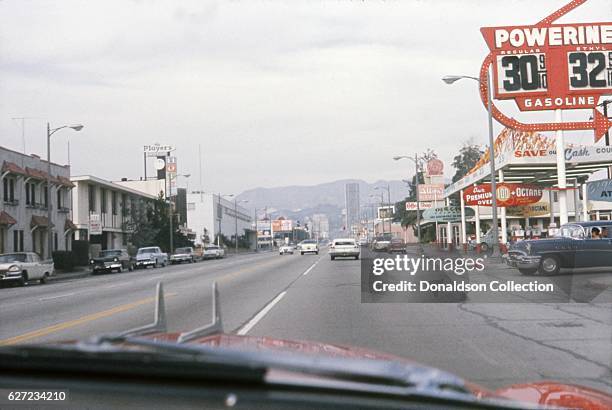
[463,183,543,207]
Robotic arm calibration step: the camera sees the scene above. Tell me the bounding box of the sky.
[1,0,610,195]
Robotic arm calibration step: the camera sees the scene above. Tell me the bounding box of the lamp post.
[393,154,423,244]
[443,73,499,256]
[47,123,83,260]
[369,193,384,236]
[375,185,391,236]
[234,199,249,253]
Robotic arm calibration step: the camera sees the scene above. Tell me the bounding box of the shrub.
[52,251,75,271]
[72,240,90,266]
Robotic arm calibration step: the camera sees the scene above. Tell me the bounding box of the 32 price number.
[568,51,612,90]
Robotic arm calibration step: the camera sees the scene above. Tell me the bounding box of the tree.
[452,139,484,183]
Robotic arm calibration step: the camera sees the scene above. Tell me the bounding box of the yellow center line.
[0,292,177,346]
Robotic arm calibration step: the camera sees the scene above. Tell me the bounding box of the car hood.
[0,262,21,270]
[127,332,609,409]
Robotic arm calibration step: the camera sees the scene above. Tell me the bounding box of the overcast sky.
[1,0,610,195]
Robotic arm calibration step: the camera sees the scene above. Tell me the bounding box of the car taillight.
[330,245,335,249]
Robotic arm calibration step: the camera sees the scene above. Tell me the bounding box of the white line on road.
[302,258,321,276]
[237,291,286,336]
[39,292,76,301]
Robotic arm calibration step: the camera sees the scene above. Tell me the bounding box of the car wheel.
[315,251,319,255]
[355,255,359,260]
[117,265,123,273]
[539,255,560,275]
[518,268,537,275]
[331,256,335,260]
[18,272,27,286]
[39,272,49,284]
[301,252,304,255]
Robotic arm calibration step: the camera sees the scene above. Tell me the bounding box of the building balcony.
[3,199,19,206]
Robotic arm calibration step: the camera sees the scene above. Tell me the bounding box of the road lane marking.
[236,291,286,336]
[38,292,76,301]
[0,292,177,346]
[302,258,321,276]
[236,257,321,335]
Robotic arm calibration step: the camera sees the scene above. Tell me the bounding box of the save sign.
[463,183,543,207]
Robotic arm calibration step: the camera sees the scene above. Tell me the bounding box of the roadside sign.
[463,183,543,207]
[587,179,612,202]
[479,1,612,140]
[417,184,445,201]
[89,214,102,235]
[423,207,475,223]
[144,143,175,157]
[405,201,434,211]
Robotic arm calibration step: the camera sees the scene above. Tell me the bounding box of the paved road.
[0,248,610,393]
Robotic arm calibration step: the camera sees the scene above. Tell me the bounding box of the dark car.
[90,249,134,274]
[388,238,407,253]
[506,221,612,275]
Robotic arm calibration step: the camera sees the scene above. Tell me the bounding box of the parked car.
[371,235,391,252]
[388,238,407,253]
[203,245,225,260]
[506,221,612,275]
[298,239,319,255]
[90,249,134,273]
[170,247,196,264]
[279,244,294,255]
[135,247,168,269]
[0,252,54,286]
[329,238,360,260]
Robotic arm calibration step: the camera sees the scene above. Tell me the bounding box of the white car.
[135,247,168,269]
[203,245,225,259]
[298,240,319,255]
[329,239,360,260]
[279,244,294,255]
[0,252,54,285]
[170,247,196,264]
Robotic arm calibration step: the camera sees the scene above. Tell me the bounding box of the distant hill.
[236,179,411,213]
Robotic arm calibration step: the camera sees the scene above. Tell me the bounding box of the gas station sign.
[464,183,543,207]
[479,0,612,140]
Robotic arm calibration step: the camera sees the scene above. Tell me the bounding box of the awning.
[0,211,17,226]
[1,161,27,176]
[31,215,52,230]
[57,176,75,188]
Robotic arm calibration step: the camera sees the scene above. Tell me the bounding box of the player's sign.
[479,0,612,141]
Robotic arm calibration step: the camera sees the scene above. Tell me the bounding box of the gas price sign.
[478,0,612,140]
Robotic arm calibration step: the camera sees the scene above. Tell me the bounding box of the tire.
[117,264,123,273]
[315,251,319,255]
[355,255,359,260]
[39,272,49,284]
[301,252,304,255]
[18,272,27,286]
[331,256,335,260]
[538,255,560,275]
[518,268,537,275]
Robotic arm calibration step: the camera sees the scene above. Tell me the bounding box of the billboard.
[463,183,543,207]
[507,202,551,218]
[423,207,475,223]
[89,214,102,235]
[272,219,293,232]
[417,184,445,201]
[144,143,175,157]
[377,205,395,220]
[426,159,444,176]
[587,179,612,202]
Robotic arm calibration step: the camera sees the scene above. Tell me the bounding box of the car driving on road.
[170,247,196,264]
[329,238,360,260]
[371,235,391,252]
[135,247,168,269]
[388,238,407,253]
[202,245,225,260]
[279,243,295,255]
[0,252,54,286]
[90,249,134,273]
[298,239,319,255]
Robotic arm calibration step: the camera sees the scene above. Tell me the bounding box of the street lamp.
[393,154,423,244]
[374,185,391,236]
[47,123,83,260]
[443,73,499,256]
[233,199,249,253]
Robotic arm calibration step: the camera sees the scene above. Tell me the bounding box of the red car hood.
[141,332,611,410]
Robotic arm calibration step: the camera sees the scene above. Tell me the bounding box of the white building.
[1,145,75,257]
[186,192,252,246]
[71,175,157,250]
[311,214,329,239]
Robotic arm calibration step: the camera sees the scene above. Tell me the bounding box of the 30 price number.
[497,53,548,94]
[568,51,612,90]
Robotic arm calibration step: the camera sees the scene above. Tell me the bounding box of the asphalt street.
[0,247,610,393]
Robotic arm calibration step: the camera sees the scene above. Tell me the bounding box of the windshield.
[137,248,157,254]
[99,250,122,257]
[554,224,585,239]
[1,2,610,409]
[0,253,27,263]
